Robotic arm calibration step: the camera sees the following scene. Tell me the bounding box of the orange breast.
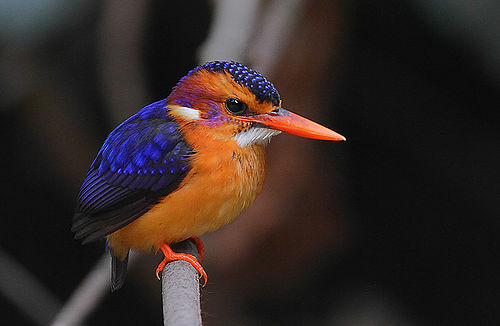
[107,134,266,259]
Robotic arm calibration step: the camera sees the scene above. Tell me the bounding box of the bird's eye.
[225,97,247,115]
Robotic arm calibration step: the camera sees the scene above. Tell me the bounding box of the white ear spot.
[169,105,200,120]
[234,127,281,147]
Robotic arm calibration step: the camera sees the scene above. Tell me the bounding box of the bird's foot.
[190,237,204,262]
[155,242,208,286]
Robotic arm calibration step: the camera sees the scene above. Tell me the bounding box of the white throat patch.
[234,127,282,147]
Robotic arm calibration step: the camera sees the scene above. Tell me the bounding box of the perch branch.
[49,252,138,326]
[161,239,202,326]
[0,247,61,326]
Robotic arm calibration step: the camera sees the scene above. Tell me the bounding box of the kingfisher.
[72,61,345,290]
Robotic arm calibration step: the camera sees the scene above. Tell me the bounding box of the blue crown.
[197,61,280,106]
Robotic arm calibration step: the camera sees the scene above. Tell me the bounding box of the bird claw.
[156,242,208,286]
[155,262,166,280]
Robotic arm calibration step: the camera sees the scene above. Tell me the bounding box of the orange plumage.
[107,134,266,259]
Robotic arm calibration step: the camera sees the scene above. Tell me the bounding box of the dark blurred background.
[1,0,499,325]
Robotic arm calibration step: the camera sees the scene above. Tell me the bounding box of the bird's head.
[166,61,345,147]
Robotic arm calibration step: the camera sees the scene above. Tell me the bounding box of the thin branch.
[49,253,108,326]
[197,0,260,63]
[162,240,202,326]
[0,247,61,326]
[49,252,138,326]
[249,0,306,73]
[99,0,149,121]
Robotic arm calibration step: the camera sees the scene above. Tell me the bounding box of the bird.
[72,61,345,290]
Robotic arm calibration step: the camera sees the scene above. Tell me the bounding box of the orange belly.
[107,142,266,259]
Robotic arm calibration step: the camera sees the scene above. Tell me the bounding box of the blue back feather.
[73,99,193,242]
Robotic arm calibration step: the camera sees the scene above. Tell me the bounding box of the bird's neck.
[180,121,267,187]
[182,121,266,163]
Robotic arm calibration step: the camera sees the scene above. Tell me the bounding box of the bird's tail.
[110,249,129,291]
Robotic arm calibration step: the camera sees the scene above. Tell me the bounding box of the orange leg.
[155,242,207,286]
[190,237,204,262]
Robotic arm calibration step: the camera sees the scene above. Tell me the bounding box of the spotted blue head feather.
[186,61,280,106]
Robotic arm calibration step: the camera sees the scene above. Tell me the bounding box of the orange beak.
[235,108,346,141]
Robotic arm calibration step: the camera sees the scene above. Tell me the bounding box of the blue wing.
[72,99,193,243]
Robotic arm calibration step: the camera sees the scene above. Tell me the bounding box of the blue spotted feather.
[72,99,193,243]
[180,61,280,106]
